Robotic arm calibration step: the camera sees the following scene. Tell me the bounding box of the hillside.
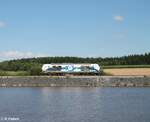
[0,52,150,75]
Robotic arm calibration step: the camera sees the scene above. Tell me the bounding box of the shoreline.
[0,76,150,87]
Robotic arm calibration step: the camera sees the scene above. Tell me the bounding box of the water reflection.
[0,87,150,122]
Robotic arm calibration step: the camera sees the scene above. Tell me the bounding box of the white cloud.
[0,21,6,28]
[113,15,124,22]
[0,51,48,60]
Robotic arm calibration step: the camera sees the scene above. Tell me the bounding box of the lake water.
[0,87,150,122]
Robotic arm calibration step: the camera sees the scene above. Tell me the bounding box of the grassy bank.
[1,65,150,76]
[0,71,30,76]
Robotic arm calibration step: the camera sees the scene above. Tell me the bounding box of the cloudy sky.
[0,0,150,60]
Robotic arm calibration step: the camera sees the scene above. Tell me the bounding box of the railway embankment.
[0,76,150,87]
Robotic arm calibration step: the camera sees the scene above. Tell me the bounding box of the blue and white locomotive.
[42,63,100,74]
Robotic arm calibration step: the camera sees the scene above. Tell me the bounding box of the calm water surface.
[0,87,150,122]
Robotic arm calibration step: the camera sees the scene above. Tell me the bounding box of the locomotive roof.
[44,63,98,65]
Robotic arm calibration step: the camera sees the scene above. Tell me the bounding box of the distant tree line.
[0,53,150,72]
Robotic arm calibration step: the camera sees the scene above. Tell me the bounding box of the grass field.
[104,68,150,76]
[102,65,150,69]
[1,65,150,76]
[0,71,29,76]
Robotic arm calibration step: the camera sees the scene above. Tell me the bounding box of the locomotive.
[42,63,100,75]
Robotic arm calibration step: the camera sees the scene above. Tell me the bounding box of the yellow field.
[104,68,150,76]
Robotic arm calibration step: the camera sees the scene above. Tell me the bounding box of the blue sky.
[0,0,150,60]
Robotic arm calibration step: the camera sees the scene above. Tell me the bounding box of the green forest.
[0,52,150,75]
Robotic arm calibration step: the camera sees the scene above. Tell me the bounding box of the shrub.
[29,66,42,75]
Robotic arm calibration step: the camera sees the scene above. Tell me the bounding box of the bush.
[100,68,113,76]
[29,66,42,75]
[0,71,8,76]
